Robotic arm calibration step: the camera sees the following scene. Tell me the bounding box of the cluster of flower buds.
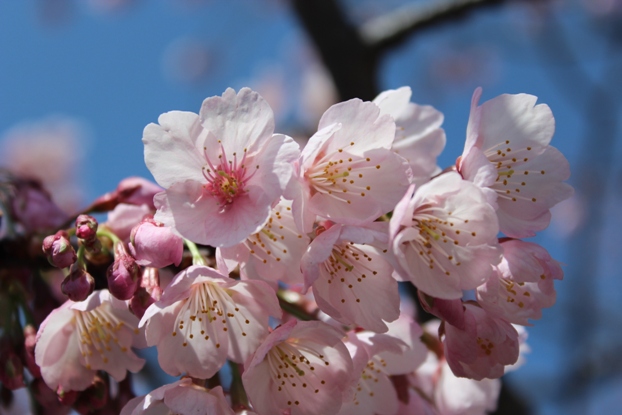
[20,86,572,415]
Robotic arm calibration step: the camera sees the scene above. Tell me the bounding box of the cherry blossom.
[34,290,146,392]
[477,239,562,325]
[458,88,573,238]
[337,331,407,415]
[389,173,502,299]
[286,98,411,233]
[140,264,280,379]
[443,303,519,380]
[218,198,310,285]
[301,222,399,333]
[435,361,501,415]
[242,319,354,415]
[143,87,299,247]
[373,86,446,185]
[121,378,235,415]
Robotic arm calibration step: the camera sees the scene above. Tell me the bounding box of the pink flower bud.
[61,264,95,302]
[116,177,162,208]
[129,267,162,319]
[42,230,77,269]
[107,244,140,300]
[73,376,108,414]
[57,386,78,406]
[129,218,183,268]
[75,214,98,241]
[23,325,41,379]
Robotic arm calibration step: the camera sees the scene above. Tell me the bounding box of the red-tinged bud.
[0,349,24,390]
[128,218,183,268]
[73,376,108,414]
[42,231,77,269]
[75,214,98,241]
[130,285,162,319]
[57,386,78,406]
[61,264,95,302]
[31,378,72,414]
[107,244,140,300]
[23,325,41,378]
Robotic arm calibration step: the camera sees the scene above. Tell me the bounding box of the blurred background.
[0,0,620,414]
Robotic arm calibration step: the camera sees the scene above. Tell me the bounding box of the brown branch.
[362,0,506,52]
[290,0,379,101]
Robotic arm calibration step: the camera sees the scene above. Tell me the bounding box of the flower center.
[74,305,136,369]
[202,144,258,207]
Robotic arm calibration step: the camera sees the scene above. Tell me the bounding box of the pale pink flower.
[143,87,299,247]
[286,98,412,233]
[129,217,184,268]
[301,222,399,333]
[373,87,446,186]
[121,378,235,415]
[378,313,428,375]
[140,265,280,379]
[434,361,500,415]
[337,331,407,415]
[217,198,310,285]
[34,290,145,392]
[242,319,354,415]
[389,173,502,299]
[457,88,573,238]
[477,240,562,325]
[443,303,519,380]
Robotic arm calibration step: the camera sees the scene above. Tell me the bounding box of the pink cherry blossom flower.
[443,303,519,380]
[143,87,299,247]
[434,361,501,415]
[457,88,574,238]
[129,217,183,268]
[477,240,562,325]
[337,330,407,415]
[378,313,428,375]
[140,264,280,379]
[34,290,145,392]
[301,222,399,333]
[286,98,412,233]
[373,87,446,186]
[121,378,235,415]
[242,319,354,415]
[217,198,310,285]
[389,173,502,299]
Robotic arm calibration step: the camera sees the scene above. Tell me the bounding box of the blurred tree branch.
[362,0,504,51]
[290,0,506,101]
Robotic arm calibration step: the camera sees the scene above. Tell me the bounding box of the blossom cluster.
[0,85,571,415]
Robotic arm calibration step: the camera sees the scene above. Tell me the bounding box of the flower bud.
[107,244,140,300]
[61,264,95,302]
[129,267,162,319]
[42,230,77,269]
[23,325,41,379]
[73,376,108,415]
[57,386,78,406]
[129,217,183,268]
[75,214,98,241]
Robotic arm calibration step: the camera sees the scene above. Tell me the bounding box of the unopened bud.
[73,376,108,414]
[61,264,95,302]
[129,267,162,319]
[57,386,78,406]
[107,244,140,300]
[75,214,98,241]
[129,218,183,268]
[42,230,77,269]
[23,325,41,378]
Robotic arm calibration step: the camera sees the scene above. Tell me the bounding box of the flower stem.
[184,239,208,266]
